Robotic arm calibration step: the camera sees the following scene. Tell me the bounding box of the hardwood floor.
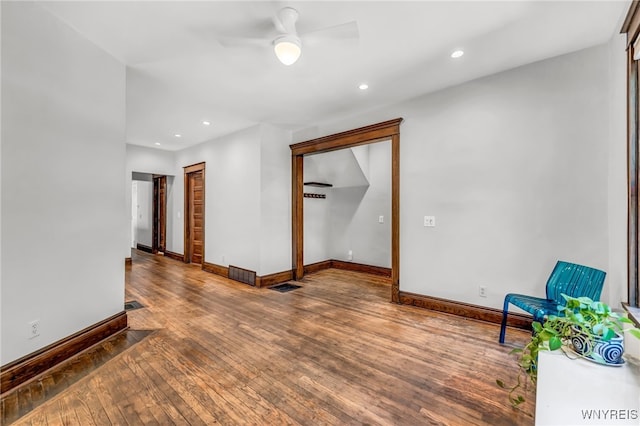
[5,250,534,425]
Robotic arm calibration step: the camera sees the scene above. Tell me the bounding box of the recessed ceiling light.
[174,133,182,138]
[202,121,211,126]
[451,50,464,59]
[359,83,369,90]
[155,142,161,146]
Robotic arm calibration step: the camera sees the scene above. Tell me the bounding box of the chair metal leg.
[499,299,510,344]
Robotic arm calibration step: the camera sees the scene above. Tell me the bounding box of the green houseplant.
[497,294,640,407]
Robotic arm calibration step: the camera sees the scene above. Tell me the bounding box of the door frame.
[289,118,403,302]
[622,3,640,307]
[184,162,206,265]
[152,175,167,254]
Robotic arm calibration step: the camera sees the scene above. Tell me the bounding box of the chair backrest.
[545,261,606,304]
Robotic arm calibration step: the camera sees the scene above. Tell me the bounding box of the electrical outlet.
[28,319,40,339]
[424,216,436,227]
[348,250,353,261]
[479,286,487,298]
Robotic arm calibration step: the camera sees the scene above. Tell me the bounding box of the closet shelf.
[303,182,333,188]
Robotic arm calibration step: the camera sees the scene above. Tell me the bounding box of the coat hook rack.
[304,193,326,199]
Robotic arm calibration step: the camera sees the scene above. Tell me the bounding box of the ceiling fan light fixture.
[274,35,301,66]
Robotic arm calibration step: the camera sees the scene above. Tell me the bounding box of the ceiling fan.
[218,7,359,66]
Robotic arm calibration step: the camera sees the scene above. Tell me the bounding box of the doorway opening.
[302,141,392,275]
[184,162,205,265]
[290,118,403,302]
[131,172,168,255]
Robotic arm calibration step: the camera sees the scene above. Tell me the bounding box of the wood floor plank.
[8,249,534,425]
[137,334,231,425]
[166,323,348,425]
[81,376,127,425]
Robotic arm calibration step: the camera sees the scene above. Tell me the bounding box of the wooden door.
[189,172,204,264]
[153,175,167,253]
[184,163,205,265]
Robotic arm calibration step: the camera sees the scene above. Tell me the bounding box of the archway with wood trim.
[290,118,403,302]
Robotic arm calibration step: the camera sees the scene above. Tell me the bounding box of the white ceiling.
[39,0,630,151]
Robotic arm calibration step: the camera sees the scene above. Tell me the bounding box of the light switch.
[378,215,384,224]
[424,216,436,227]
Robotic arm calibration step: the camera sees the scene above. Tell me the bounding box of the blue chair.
[499,261,606,344]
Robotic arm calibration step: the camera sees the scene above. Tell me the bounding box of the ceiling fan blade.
[301,21,359,45]
[217,36,272,49]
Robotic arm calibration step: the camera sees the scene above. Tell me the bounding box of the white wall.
[125,124,293,275]
[174,125,262,270]
[132,180,153,247]
[329,141,391,267]
[259,124,292,275]
[126,144,175,176]
[131,181,137,247]
[302,143,391,268]
[1,2,126,365]
[303,185,331,264]
[303,152,333,264]
[306,44,619,310]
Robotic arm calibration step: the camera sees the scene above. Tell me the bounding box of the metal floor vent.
[124,300,145,311]
[269,283,302,293]
[228,265,256,286]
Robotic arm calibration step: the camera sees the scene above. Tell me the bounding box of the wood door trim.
[136,243,153,254]
[290,118,403,302]
[623,3,640,307]
[184,162,205,174]
[622,1,640,47]
[152,177,159,253]
[398,291,533,330]
[184,163,205,265]
[290,118,403,155]
[163,251,185,262]
[152,175,167,254]
[292,155,304,279]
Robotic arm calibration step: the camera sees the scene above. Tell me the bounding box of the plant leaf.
[593,323,604,335]
[577,296,593,305]
[602,327,615,341]
[548,336,562,351]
